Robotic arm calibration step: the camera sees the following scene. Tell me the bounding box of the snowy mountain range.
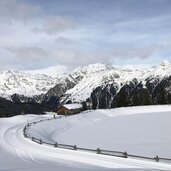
[0,61,171,109]
[0,70,59,100]
[62,60,171,102]
[43,60,171,108]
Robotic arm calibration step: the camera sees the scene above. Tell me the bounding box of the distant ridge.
[0,61,171,115]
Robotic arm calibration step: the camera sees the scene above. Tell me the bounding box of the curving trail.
[0,109,171,171]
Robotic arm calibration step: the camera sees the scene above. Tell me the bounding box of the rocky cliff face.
[87,76,171,109]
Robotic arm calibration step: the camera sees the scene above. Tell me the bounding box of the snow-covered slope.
[0,70,58,99]
[1,106,171,171]
[28,105,171,158]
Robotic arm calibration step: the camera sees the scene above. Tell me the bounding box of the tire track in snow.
[15,148,31,163]
[29,153,43,164]
[2,123,42,164]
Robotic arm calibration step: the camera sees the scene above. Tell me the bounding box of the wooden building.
[56,103,83,115]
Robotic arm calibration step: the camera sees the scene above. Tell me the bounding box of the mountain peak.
[73,62,113,75]
[160,60,171,67]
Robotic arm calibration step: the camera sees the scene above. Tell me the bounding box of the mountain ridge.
[44,61,171,103]
[0,61,171,112]
[0,70,59,100]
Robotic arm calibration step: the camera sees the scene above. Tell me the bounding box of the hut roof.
[63,103,82,110]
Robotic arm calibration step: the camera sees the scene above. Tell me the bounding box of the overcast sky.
[0,0,171,71]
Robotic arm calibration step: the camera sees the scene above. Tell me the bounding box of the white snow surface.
[63,103,83,110]
[29,105,171,158]
[1,105,171,170]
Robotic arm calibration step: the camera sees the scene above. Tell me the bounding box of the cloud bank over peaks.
[0,0,171,70]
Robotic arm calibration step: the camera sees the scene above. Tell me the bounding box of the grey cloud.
[1,0,171,70]
[0,0,41,23]
[6,46,107,69]
[100,44,171,61]
[7,47,49,61]
[32,16,77,35]
[110,15,171,34]
[6,43,171,70]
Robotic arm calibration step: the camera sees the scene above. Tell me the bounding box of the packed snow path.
[1,106,171,170]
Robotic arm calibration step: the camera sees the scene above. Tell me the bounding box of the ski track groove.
[2,122,42,164]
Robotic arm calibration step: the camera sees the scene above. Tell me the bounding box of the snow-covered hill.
[1,106,171,171]
[0,70,58,100]
[28,105,171,158]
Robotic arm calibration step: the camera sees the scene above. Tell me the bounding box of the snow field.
[28,105,171,158]
[1,105,171,170]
